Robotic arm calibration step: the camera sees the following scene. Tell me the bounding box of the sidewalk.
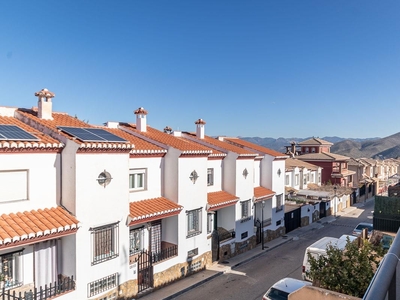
[139,198,373,300]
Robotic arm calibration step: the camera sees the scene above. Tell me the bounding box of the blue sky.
[1,1,399,139]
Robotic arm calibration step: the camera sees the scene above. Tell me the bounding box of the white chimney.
[195,118,206,139]
[35,88,55,120]
[134,107,148,132]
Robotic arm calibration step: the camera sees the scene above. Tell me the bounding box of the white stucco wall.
[71,151,130,299]
[128,156,163,201]
[207,159,223,192]
[0,152,60,215]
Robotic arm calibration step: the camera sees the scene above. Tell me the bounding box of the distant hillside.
[331,132,400,159]
[240,134,400,159]
[240,136,374,154]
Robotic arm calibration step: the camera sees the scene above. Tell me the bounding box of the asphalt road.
[173,200,375,300]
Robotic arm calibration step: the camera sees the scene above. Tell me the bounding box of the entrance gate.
[137,250,153,293]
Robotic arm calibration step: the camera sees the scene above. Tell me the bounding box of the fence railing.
[152,245,178,263]
[0,276,75,300]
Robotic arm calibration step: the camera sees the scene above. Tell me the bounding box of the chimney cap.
[195,118,206,125]
[35,88,55,98]
[134,107,148,115]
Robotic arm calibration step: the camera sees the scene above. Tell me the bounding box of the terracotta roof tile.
[128,197,183,225]
[0,207,80,249]
[297,152,349,161]
[285,157,320,171]
[207,191,239,210]
[120,124,213,155]
[0,116,63,150]
[298,137,333,146]
[184,133,258,157]
[105,128,166,154]
[17,109,134,150]
[254,186,276,202]
[223,137,288,158]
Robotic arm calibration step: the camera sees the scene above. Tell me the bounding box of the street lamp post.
[261,200,265,250]
[333,186,337,217]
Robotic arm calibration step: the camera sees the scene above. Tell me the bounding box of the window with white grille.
[187,208,202,238]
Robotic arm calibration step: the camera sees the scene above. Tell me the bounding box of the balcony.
[129,242,178,265]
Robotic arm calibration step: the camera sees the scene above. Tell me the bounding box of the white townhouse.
[0,106,80,298]
[183,122,259,261]
[285,158,322,192]
[219,137,289,242]
[107,108,218,293]
[15,89,134,300]
[183,121,289,256]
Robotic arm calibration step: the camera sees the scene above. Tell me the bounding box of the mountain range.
[241,132,400,159]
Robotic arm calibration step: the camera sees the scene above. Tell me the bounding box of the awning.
[128,197,183,226]
[0,207,80,250]
[254,186,276,202]
[207,191,239,211]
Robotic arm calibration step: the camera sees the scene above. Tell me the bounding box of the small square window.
[129,227,144,255]
[129,169,146,191]
[91,223,119,265]
[207,213,213,234]
[1,251,23,289]
[187,208,202,238]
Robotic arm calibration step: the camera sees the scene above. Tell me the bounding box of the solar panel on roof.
[85,128,127,142]
[0,125,39,141]
[58,126,127,143]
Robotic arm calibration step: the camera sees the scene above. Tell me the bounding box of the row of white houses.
[0,89,300,299]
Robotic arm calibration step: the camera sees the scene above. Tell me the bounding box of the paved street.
[170,200,374,300]
[141,199,374,300]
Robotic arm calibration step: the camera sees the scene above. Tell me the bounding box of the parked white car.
[262,277,311,300]
[352,222,373,238]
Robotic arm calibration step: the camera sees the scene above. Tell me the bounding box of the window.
[207,168,214,186]
[187,208,202,238]
[129,169,146,191]
[88,273,118,298]
[276,194,283,211]
[318,173,321,183]
[295,174,299,185]
[207,213,213,234]
[311,173,314,183]
[303,175,307,185]
[285,175,289,185]
[129,227,144,255]
[0,170,28,202]
[0,251,23,289]
[311,147,316,153]
[91,223,119,265]
[241,200,250,219]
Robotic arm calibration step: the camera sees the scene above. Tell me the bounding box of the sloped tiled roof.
[0,207,80,249]
[0,116,63,150]
[298,137,333,146]
[285,158,320,171]
[17,109,134,151]
[105,128,166,155]
[254,186,276,202]
[128,197,183,226]
[120,124,213,155]
[207,191,239,211]
[184,133,258,157]
[223,137,288,158]
[297,152,349,161]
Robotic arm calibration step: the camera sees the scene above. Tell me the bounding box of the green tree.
[306,238,384,298]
